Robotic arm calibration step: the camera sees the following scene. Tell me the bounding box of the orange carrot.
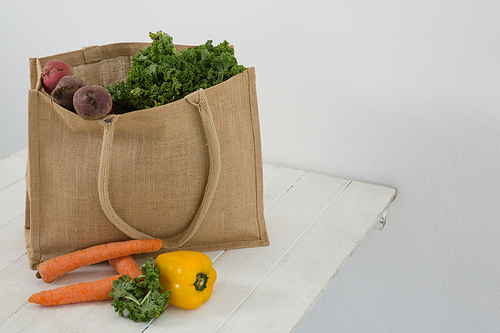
[37,239,162,283]
[109,255,142,278]
[29,275,120,306]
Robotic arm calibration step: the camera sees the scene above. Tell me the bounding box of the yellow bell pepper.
[155,251,217,310]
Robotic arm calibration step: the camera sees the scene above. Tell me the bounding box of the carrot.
[37,239,162,283]
[29,256,143,306]
[29,275,120,306]
[109,256,142,278]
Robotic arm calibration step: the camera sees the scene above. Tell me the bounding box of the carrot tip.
[28,294,38,304]
[36,271,41,279]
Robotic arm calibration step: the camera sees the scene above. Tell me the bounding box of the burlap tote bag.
[26,42,269,269]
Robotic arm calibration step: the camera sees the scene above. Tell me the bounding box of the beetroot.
[51,76,86,112]
[42,59,72,94]
[73,86,113,120]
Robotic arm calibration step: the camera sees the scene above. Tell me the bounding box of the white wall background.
[2,1,499,332]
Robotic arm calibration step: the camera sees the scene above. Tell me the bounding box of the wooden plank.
[0,179,26,228]
[262,164,306,211]
[0,258,119,332]
[0,215,27,272]
[144,172,350,333]
[42,165,308,332]
[1,256,159,333]
[217,180,397,333]
[0,161,295,329]
[0,152,397,333]
[65,306,152,333]
[0,147,27,191]
[0,255,48,325]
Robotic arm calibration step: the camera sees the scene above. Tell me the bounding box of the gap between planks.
[0,165,342,333]
[219,181,397,333]
[40,166,308,333]
[63,166,310,332]
[213,178,353,333]
[112,168,312,333]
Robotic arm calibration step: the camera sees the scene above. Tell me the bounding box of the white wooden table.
[0,148,397,333]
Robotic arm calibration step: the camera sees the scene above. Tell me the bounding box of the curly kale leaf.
[109,258,170,323]
[105,31,246,114]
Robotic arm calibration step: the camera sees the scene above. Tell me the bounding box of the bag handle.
[97,89,221,249]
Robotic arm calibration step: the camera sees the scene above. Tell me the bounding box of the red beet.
[51,76,86,112]
[42,59,72,94]
[73,86,113,120]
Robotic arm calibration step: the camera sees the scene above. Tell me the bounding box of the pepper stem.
[194,272,209,291]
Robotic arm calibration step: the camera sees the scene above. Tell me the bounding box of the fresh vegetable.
[73,85,113,120]
[155,251,217,309]
[42,59,72,94]
[36,239,162,283]
[109,258,170,322]
[29,256,144,306]
[109,255,143,277]
[51,75,86,112]
[105,31,246,114]
[29,275,120,306]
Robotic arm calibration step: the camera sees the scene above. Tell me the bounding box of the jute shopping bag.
[26,42,269,269]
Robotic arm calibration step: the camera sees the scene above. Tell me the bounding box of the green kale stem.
[140,290,152,306]
[124,294,141,306]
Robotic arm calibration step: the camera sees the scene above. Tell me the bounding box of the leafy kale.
[105,31,246,113]
[109,258,170,323]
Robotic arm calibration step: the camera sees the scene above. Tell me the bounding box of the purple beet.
[51,75,86,112]
[73,86,113,120]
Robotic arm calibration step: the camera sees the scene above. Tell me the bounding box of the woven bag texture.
[25,42,268,269]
